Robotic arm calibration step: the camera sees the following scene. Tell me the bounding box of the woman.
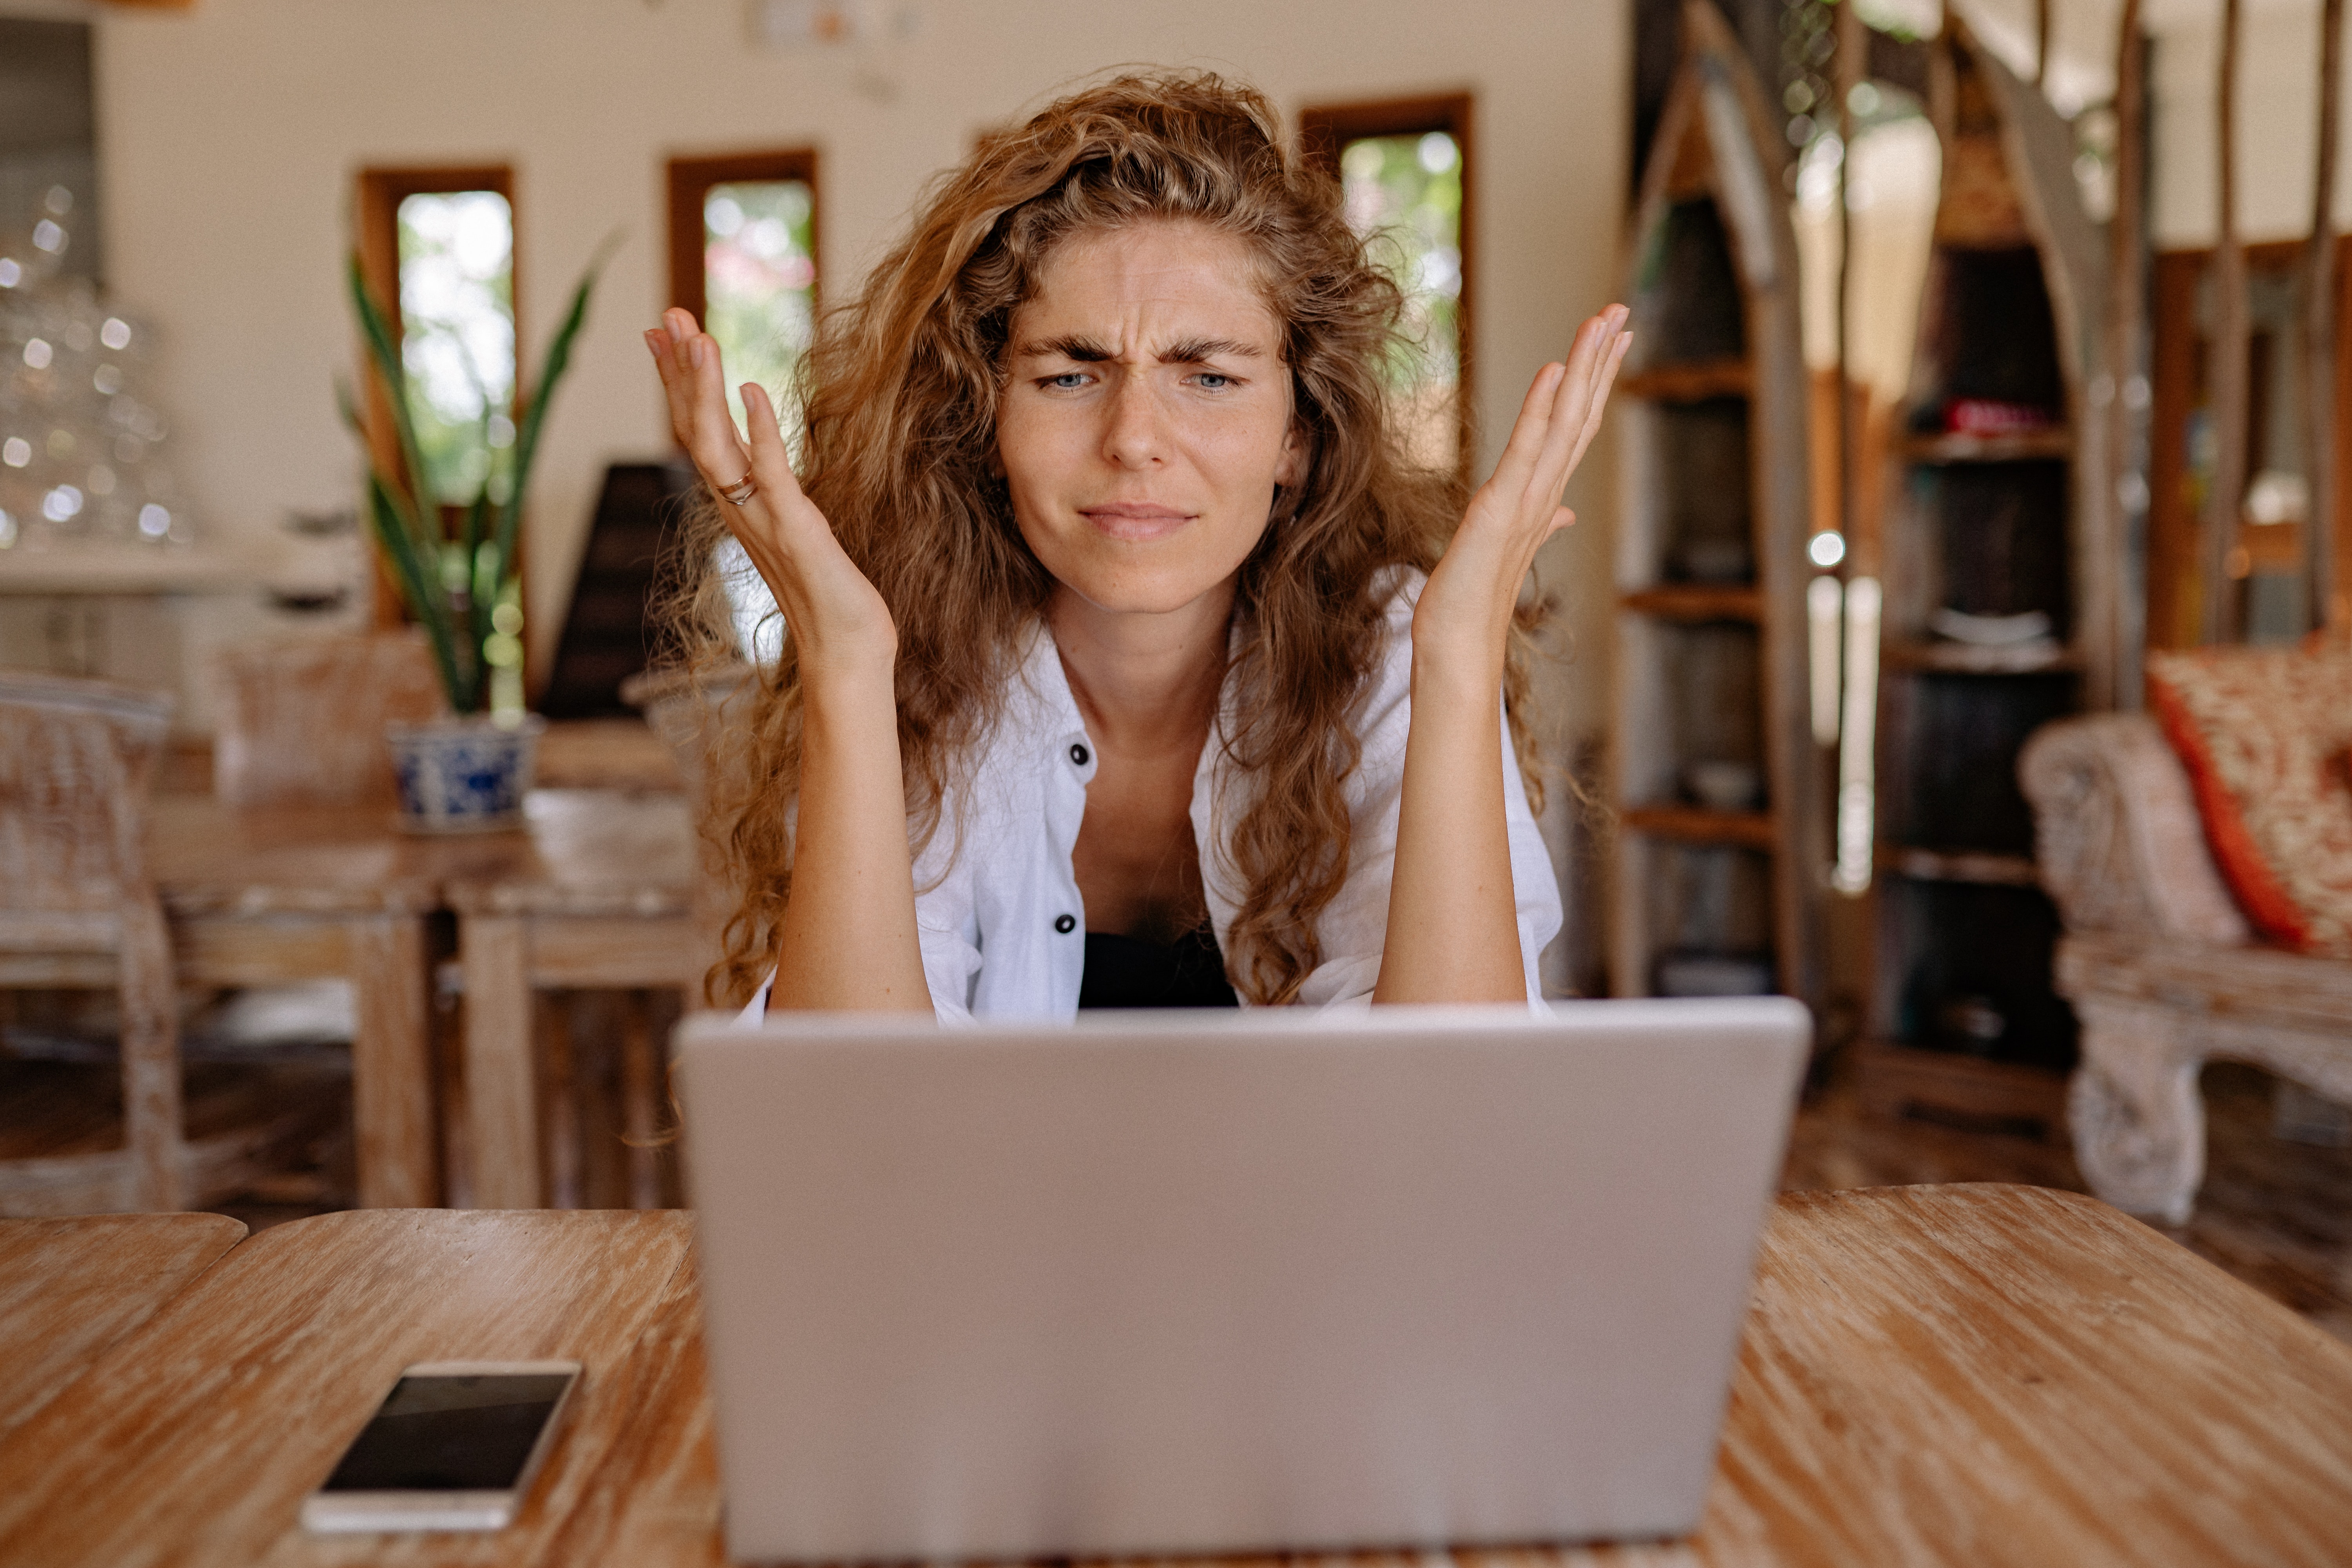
[650,72,1627,1020]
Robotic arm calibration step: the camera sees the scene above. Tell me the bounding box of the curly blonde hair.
[673,69,1545,1007]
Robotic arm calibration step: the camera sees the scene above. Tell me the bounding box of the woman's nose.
[1100,373,1166,468]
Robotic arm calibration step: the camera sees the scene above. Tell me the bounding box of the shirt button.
[1054,913,1077,934]
[1069,743,1090,767]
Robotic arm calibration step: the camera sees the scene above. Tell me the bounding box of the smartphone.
[299,1360,582,1533]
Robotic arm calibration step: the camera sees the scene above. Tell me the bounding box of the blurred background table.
[4,1185,2350,1565]
[446,789,700,1210]
[147,788,695,1211]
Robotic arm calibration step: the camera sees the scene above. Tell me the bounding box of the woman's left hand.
[1413,305,1631,677]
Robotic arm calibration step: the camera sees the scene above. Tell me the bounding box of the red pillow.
[2145,648,2352,956]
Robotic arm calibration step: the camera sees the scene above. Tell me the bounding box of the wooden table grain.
[4,1185,2349,1566]
[0,1214,246,1448]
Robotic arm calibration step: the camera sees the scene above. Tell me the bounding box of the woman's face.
[997,220,1305,617]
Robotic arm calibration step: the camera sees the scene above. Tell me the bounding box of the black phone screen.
[319,1372,573,1493]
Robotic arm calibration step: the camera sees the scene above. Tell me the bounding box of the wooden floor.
[7,1046,2350,1341]
[1784,1059,2352,1344]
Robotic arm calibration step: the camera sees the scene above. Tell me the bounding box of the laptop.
[675,998,1807,1562]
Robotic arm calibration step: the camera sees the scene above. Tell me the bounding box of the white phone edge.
[299,1358,584,1534]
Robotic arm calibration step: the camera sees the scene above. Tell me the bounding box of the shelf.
[1882,638,2082,675]
[1900,428,2073,464]
[0,544,256,597]
[1622,805,1777,849]
[1619,584,1761,622]
[1617,358,1751,403]
[1876,844,2041,887]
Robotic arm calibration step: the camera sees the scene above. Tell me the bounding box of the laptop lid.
[677,998,1807,1562]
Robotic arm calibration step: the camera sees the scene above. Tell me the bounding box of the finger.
[1485,361,1567,495]
[647,328,702,450]
[739,382,809,509]
[1564,328,1633,477]
[1524,314,1619,503]
[679,333,754,487]
[663,307,698,365]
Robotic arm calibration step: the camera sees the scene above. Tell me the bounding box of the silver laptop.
[676,998,1807,1562]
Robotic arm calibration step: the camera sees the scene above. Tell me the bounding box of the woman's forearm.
[767,666,931,1013]
[1373,638,1528,1005]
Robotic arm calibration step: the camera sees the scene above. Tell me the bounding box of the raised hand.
[645,309,896,679]
[1372,304,1631,1007]
[1413,305,1632,673]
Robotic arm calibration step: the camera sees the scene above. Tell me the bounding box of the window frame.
[664,147,822,359]
[354,163,521,631]
[1298,93,1476,483]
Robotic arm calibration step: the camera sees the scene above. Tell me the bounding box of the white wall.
[2148,0,2352,247]
[90,0,1630,739]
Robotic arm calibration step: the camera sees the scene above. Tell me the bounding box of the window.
[1301,95,1474,477]
[667,151,818,666]
[356,165,525,708]
[666,151,819,441]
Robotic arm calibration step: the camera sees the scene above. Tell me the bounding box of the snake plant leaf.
[461,482,496,658]
[488,234,616,604]
[333,376,364,438]
[367,471,472,710]
[346,254,434,528]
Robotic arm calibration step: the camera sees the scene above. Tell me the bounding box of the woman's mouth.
[1079,503,1193,542]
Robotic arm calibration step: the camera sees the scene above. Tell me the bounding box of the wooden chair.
[210,631,443,805]
[2020,713,2352,1223]
[0,672,184,1213]
[621,662,755,989]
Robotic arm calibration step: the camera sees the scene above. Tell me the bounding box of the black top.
[1078,924,1240,1010]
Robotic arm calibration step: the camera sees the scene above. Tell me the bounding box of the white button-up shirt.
[748,570,1562,1021]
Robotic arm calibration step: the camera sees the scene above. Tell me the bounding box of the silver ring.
[717,473,758,506]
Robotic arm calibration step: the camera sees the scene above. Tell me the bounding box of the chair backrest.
[211,631,445,806]
[622,663,757,999]
[2019,712,2252,946]
[0,672,173,919]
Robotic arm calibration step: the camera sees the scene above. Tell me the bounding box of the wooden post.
[2109,0,2147,705]
[2203,0,2250,644]
[2307,0,2344,638]
[462,914,542,1209]
[350,914,437,1207]
[2035,0,2052,88]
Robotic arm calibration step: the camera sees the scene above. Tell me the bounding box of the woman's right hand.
[646,309,896,681]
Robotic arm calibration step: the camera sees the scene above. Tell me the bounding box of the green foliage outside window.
[1339,132,1462,468]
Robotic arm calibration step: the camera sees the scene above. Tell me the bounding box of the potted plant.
[342,248,601,832]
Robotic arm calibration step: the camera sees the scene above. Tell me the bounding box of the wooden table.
[0,1214,246,1449]
[446,790,699,1210]
[4,1183,2350,1565]
[149,790,693,1211]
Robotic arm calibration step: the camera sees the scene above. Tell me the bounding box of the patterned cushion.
[2146,648,2352,955]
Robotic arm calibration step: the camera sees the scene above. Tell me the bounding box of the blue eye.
[1045,372,1088,390]
[1195,373,1232,390]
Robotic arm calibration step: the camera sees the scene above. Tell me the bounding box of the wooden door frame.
[1298,93,1476,485]
[2146,235,2352,648]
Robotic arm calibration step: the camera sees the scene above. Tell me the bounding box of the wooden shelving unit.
[1608,0,1821,1013]
[1854,20,2116,1129]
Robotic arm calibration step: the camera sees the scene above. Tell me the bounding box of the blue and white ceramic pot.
[385,715,544,834]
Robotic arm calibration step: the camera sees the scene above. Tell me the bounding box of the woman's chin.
[1048,559,1243,622]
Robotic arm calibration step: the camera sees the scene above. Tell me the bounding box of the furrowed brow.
[1016,334,1115,363]
[1159,337,1263,365]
